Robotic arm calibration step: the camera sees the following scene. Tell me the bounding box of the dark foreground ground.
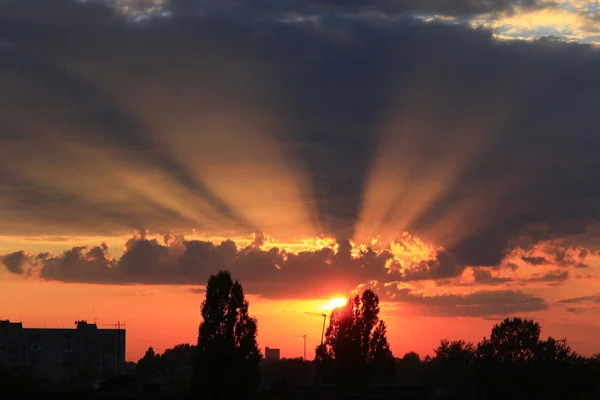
[5,382,600,400]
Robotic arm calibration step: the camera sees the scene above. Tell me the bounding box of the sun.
[325,297,348,310]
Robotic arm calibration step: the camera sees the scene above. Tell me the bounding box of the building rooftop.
[0,320,124,331]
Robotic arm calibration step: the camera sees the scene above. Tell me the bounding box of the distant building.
[0,320,125,381]
[265,347,280,361]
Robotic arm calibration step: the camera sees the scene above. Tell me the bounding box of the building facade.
[0,320,125,381]
[265,347,281,361]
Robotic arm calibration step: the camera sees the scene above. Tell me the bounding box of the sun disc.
[327,297,347,310]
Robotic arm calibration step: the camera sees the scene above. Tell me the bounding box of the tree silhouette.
[435,339,476,363]
[472,317,584,399]
[162,344,196,373]
[137,347,160,379]
[315,289,395,387]
[159,344,196,389]
[536,337,575,362]
[401,351,421,363]
[134,313,600,399]
[433,339,476,385]
[477,317,540,363]
[397,352,423,385]
[193,270,262,399]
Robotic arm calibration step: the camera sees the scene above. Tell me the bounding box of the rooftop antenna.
[93,304,97,324]
[305,312,327,345]
[292,334,307,360]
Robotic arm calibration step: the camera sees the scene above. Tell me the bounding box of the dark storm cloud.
[522,256,549,265]
[0,251,30,274]
[0,0,599,274]
[14,236,399,299]
[399,251,464,281]
[472,268,513,285]
[386,287,548,317]
[165,0,544,18]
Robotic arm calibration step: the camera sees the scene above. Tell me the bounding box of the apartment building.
[0,320,125,381]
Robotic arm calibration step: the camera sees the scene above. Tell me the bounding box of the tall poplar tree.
[193,271,261,399]
[315,289,395,387]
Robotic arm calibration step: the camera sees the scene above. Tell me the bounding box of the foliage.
[193,270,262,399]
[395,352,424,385]
[161,343,196,375]
[433,339,476,385]
[477,317,541,363]
[536,337,576,363]
[472,317,582,399]
[401,351,421,363]
[315,289,395,387]
[136,347,160,379]
[435,339,476,362]
[136,344,197,388]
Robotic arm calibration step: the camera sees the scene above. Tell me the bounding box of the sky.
[1,0,600,361]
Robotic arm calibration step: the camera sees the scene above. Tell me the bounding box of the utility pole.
[305,312,327,345]
[102,321,125,376]
[293,334,307,360]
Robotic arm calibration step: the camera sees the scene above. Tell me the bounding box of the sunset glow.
[2,0,600,366]
[325,297,348,310]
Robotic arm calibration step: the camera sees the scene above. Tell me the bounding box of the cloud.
[525,269,569,284]
[3,231,585,297]
[472,268,513,285]
[522,256,549,265]
[560,293,600,314]
[514,242,590,268]
[0,0,600,283]
[399,250,465,281]
[476,6,600,43]
[113,0,600,45]
[161,0,545,18]
[3,229,555,312]
[7,235,400,299]
[385,286,548,317]
[559,294,600,304]
[0,251,30,274]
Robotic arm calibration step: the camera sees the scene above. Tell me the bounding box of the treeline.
[392,322,600,399]
[134,270,600,399]
[136,344,196,387]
